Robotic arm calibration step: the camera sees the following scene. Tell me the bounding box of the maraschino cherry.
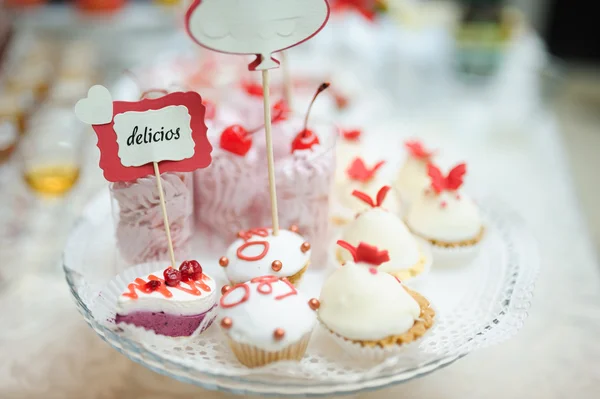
[220,125,252,156]
[163,268,181,287]
[179,260,203,282]
[291,82,330,153]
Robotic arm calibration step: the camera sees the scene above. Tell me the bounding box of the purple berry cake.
[115,260,218,337]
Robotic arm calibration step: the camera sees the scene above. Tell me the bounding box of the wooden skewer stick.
[153,161,177,268]
[261,68,280,236]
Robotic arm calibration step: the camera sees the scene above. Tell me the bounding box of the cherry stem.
[303,82,330,137]
[247,106,287,135]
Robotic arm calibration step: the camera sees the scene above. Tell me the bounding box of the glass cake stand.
[63,190,539,397]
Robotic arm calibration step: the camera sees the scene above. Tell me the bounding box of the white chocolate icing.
[337,178,400,215]
[319,261,420,341]
[339,208,421,273]
[116,270,217,316]
[406,190,482,242]
[395,157,431,204]
[224,228,310,284]
[219,278,316,351]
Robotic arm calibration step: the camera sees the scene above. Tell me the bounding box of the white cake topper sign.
[185,0,330,70]
[74,85,212,269]
[113,106,194,167]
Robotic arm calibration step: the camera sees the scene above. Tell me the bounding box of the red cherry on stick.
[188,260,203,280]
[220,125,252,156]
[163,268,181,287]
[291,82,330,153]
[179,261,193,282]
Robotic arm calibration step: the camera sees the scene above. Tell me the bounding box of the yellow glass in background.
[19,107,84,198]
[24,163,80,196]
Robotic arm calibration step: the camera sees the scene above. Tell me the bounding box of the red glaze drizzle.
[274,278,298,300]
[220,283,251,308]
[122,274,212,300]
[237,241,270,261]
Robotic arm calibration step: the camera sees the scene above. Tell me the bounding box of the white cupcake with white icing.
[333,157,400,224]
[219,276,319,367]
[394,140,437,207]
[338,186,429,280]
[219,227,311,285]
[407,163,484,248]
[319,241,435,359]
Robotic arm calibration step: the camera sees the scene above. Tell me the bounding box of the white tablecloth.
[1,8,599,399]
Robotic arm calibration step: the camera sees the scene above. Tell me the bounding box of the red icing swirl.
[219,277,298,309]
[237,241,270,261]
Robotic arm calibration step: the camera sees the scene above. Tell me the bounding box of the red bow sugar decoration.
[428,163,467,194]
[341,129,361,141]
[352,185,391,208]
[337,240,390,266]
[405,140,435,160]
[331,0,378,21]
[346,158,385,182]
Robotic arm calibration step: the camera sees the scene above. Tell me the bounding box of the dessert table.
[1,6,599,399]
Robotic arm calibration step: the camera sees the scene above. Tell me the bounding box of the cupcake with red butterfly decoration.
[406,163,484,265]
[337,186,431,281]
[332,157,400,224]
[335,128,364,183]
[394,140,437,207]
[319,241,435,361]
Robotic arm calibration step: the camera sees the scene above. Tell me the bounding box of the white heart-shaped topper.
[75,85,113,125]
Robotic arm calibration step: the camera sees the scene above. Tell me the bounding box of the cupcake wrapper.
[228,262,309,287]
[226,332,312,368]
[430,240,482,268]
[322,324,425,364]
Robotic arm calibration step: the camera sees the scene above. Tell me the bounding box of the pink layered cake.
[115,260,218,337]
[111,173,193,264]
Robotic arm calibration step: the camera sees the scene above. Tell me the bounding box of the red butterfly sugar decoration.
[341,129,361,141]
[337,240,390,266]
[428,163,467,194]
[405,140,435,160]
[352,185,391,208]
[346,157,385,182]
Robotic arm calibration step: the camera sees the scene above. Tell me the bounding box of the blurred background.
[0,1,598,398]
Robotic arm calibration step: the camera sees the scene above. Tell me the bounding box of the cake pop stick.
[261,68,280,236]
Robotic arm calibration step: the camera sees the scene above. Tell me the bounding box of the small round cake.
[406,163,484,248]
[320,241,434,353]
[395,140,436,206]
[220,227,311,285]
[334,157,399,224]
[219,276,318,367]
[115,260,218,337]
[338,186,428,280]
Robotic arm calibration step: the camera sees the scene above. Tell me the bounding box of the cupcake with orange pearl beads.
[218,227,311,286]
[218,276,318,367]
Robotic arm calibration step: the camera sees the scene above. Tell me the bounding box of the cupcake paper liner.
[226,332,312,368]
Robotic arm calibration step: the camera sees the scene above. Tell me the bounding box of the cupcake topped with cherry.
[319,241,435,353]
[406,162,484,250]
[338,186,429,280]
[218,275,319,367]
[219,226,311,286]
[115,260,218,338]
[395,140,437,206]
[333,157,400,224]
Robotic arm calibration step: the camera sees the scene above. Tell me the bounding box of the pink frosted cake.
[111,173,193,264]
[115,260,218,337]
